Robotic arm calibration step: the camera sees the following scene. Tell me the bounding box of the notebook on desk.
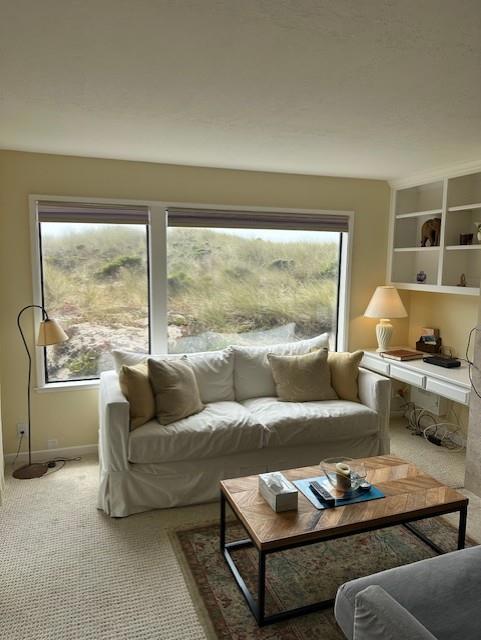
[381,349,425,361]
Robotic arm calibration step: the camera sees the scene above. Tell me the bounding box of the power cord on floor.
[402,401,464,452]
[11,432,24,468]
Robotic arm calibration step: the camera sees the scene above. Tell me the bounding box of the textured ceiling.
[1,0,481,180]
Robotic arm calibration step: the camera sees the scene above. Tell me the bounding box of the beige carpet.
[390,416,466,488]
[1,439,480,640]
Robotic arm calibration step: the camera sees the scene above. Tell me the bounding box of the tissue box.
[258,472,298,512]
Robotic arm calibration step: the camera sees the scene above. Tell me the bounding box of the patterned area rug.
[172,517,470,639]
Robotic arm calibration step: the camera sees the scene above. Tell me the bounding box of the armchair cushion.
[353,586,437,640]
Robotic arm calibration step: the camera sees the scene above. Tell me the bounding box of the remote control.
[309,481,335,506]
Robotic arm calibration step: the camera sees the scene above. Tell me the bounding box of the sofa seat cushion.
[128,401,266,463]
[242,397,378,447]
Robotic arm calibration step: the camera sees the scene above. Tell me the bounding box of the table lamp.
[13,305,68,479]
[364,286,407,352]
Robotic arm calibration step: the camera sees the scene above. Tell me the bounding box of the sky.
[42,222,338,245]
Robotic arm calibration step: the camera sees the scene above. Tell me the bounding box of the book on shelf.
[380,349,425,361]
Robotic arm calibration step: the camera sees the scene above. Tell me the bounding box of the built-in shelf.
[393,246,439,252]
[445,244,481,251]
[392,281,480,296]
[390,172,481,295]
[448,203,481,212]
[395,208,443,220]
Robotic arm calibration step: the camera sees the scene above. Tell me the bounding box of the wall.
[0,150,393,455]
[401,290,479,436]
[407,291,478,359]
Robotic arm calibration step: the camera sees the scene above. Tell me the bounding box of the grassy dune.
[41,225,339,378]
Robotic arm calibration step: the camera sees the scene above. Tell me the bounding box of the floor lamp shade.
[13,306,68,480]
[37,319,68,346]
[364,286,407,352]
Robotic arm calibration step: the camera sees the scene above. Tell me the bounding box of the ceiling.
[1,0,481,181]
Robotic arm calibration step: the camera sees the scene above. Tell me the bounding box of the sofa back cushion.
[148,358,205,426]
[232,333,330,401]
[112,348,234,404]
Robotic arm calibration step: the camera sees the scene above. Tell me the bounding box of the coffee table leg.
[458,504,468,550]
[257,551,266,625]
[220,491,226,553]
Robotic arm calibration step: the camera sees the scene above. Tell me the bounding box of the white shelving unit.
[388,171,481,296]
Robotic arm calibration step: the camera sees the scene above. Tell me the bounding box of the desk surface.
[363,348,471,390]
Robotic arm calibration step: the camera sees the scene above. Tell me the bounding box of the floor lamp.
[13,305,68,480]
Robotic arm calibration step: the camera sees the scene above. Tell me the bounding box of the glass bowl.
[320,457,367,496]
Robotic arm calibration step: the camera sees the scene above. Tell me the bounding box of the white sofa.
[98,334,391,517]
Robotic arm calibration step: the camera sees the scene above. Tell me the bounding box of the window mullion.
[149,206,168,353]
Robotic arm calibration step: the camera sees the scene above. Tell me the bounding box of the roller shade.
[167,207,349,232]
[37,201,149,224]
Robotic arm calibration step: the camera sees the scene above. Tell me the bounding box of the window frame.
[29,195,353,391]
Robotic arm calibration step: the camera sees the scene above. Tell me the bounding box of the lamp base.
[12,463,48,479]
[375,318,393,352]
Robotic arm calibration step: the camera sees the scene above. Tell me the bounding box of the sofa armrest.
[358,368,391,453]
[353,586,437,640]
[98,370,130,471]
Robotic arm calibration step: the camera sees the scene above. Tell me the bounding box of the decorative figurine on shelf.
[458,273,467,287]
[474,222,481,243]
[416,270,427,283]
[460,233,473,245]
[421,218,441,247]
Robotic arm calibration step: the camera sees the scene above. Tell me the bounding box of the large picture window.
[32,200,351,386]
[167,227,341,353]
[37,203,150,382]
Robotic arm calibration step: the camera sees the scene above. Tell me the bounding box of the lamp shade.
[36,318,68,346]
[364,286,407,319]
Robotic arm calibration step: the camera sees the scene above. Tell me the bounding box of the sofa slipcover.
[242,397,379,447]
[128,400,266,463]
[99,335,391,516]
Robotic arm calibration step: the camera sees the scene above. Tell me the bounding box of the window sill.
[35,379,100,393]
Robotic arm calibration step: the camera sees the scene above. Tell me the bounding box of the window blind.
[167,207,349,232]
[37,201,149,225]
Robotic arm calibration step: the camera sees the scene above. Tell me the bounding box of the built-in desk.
[362,349,471,406]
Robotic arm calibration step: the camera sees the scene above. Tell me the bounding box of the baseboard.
[4,443,98,465]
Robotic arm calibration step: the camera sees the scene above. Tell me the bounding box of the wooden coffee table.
[220,455,468,626]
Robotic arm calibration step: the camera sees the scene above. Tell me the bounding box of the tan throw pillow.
[148,358,204,425]
[119,363,156,430]
[328,350,364,402]
[267,349,338,402]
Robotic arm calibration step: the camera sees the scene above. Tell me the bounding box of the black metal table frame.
[220,490,468,627]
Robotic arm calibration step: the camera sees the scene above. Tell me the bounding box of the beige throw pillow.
[148,358,204,425]
[119,363,156,430]
[267,349,338,402]
[328,350,364,402]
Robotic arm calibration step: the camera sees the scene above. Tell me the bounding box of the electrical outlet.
[47,439,58,450]
[16,423,27,438]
